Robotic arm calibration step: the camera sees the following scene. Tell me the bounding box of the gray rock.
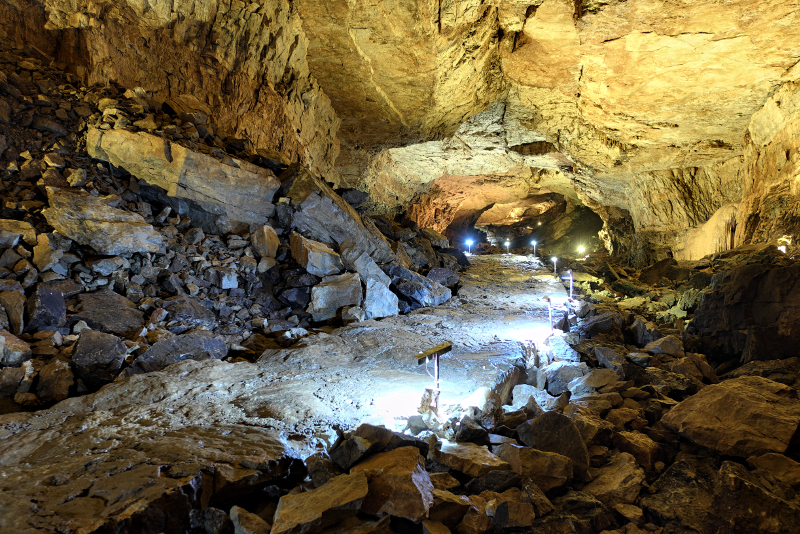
[305,451,345,488]
[383,264,451,308]
[0,248,22,269]
[127,331,228,375]
[87,256,127,276]
[37,359,74,403]
[25,285,66,332]
[308,273,362,322]
[43,187,163,255]
[628,316,661,347]
[251,224,280,258]
[567,368,619,397]
[427,268,459,288]
[341,306,365,324]
[547,334,580,362]
[331,435,373,470]
[0,290,25,335]
[340,239,391,286]
[230,506,271,534]
[542,361,589,396]
[72,330,128,389]
[595,346,626,371]
[363,278,399,320]
[0,366,24,396]
[0,220,37,246]
[73,290,145,337]
[420,228,449,249]
[290,232,343,277]
[643,335,685,357]
[0,330,32,367]
[517,412,591,481]
[582,452,645,507]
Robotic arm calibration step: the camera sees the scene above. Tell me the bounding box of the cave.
[1,1,800,533]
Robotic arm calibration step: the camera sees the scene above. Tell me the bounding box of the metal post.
[434,353,440,390]
[548,300,553,331]
[569,270,573,299]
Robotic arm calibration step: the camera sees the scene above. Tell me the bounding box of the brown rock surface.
[434,441,511,478]
[493,443,572,492]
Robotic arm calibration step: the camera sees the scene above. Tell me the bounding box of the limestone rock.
[350,423,430,457]
[429,489,471,528]
[427,268,459,288]
[37,359,74,403]
[350,446,434,521]
[0,290,25,335]
[363,278,399,320]
[567,368,618,397]
[127,331,228,375]
[0,219,37,246]
[643,335,685,358]
[420,229,449,249]
[516,412,590,480]
[594,346,626,372]
[230,506,271,534]
[25,285,66,332]
[339,239,392,287]
[305,452,345,488]
[542,361,589,396]
[613,431,664,472]
[72,330,128,389]
[73,290,145,337]
[0,329,32,367]
[582,453,645,508]
[251,225,280,259]
[308,273,362,322]
[493,501,534,530]
[271,472,369,534]
[88,128,279,234]
[433,441,511,478]
[661,376,800,457]
[493,443,572,491]
[383,264,451,308]
[290,232,344,277]
[43,187,162,255]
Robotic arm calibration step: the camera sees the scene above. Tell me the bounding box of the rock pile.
[0,45,465,411]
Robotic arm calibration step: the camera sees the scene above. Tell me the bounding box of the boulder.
[661,376,800,457]
[521,479,554,517]
[0,290,26,335]
[308,273,362,322]
[578,311,625,339]
[0,366,25,396]
[429,489,471,528]
[542,361,589,396]
[88,128,280,234]
[25,285,66,332]
[384,264,451,307]
[330,436,372,471]
[32,233,63,272]
[305,452,345,488]
[271,472,369,534]
[73,290,145,337]
[582,453,645,507]
[43,188,163,255]
[350,423,430,456]
[613,431,664,472]
[427,268,459,288]
[516,412,590,481]
[363,278,399,320]
[643,335,685,358]
[72,330,128,388]
[464,471,521,494]
[748,453,800,488]
[493,501,534,530]
[493,443,572,491]
[290,232,344,277]
[230,506,271,534]
[339,240,392,286]
[594,346,626,372]
[350,446,434,521]
[127,331,228,375]
[251,225,280,258]
[433,441,511,478]
[36,359,74,403]
[0,329,32,367]
[0,220,37,246]
[566,368,618,397]
[640,458,718,533]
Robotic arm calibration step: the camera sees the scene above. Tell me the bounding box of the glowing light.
[578,246,586,254]
[466,239,473,254]
[779,245,787,254]
[552,256,558,274]
[505,240,511,253]
[538,222,542,226]
[530,240,537,257]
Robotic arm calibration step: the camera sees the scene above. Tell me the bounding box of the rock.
[350,446,434,521]
[363,278,399,320]
[578,311,625,339]
[162,296,216,327]
[567,368,619,397]
[748,453,800,488]
[271,472,368,534]
[613,431,664,472]
[0,290,26,335]
[546,334,580,362]
[308,273,362,322]
[582,453,645,508]
[88,128,280,234]
[493,443,573,491]
[73,290,145,336]
[422,520,451,534]
[341,306,365,324]
[510,384,551,411]
[288,167,396,264]
[127,331,228,375]
[433,441,511,478]
[516,412,591,481]
[43,188,163,255]
[464,471,522,494]
[305,452,345,488]
[430,473,461,491]
[427,268,459,288]
[640,458,718,533]
[0,329,32,367]
[25,285,66,332]
[383,264,451,307]
[72,330,128,389]
[661,376,800,457]
[420,228,449,249]
[705,461,800,534]
[0,366,25,396]
[542,361,589,396]
[251,225,280,258]
[350,423,430,456]
[493,501,534,530]
[429,489,471,528]
[32,117,67,136]
[614,503,644,526]
[521,479,554,517]
[0,220,37,246]
[87,256,127,276]
[339,239,392,287]
[643,335,685,358]
[37,359,74,403]
[230,506,271,534]
[330,436,372,470]
[627,317,662,347]
[594,346,626,372]
[32,233,63,272]
[290,232,344,277]
[458,503,493,534]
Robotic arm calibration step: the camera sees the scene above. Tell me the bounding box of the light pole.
[552,256,558,274]
[505,240,511,254]
[466,239,473,254]
[531,240,537,257]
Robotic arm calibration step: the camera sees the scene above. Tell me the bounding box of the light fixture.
[552,256,557,273]
[531,240,537,257]
[538,222,542,226]
[505,240,511,253]
[466,239,473,254]
[578,245,585,254]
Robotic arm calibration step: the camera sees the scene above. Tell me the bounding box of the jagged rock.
[578,311,625,339]
[363,278,399,320]
[126,331,228,375]
[510,384,551,411]
[290,232,344,277]
[306,451,345,488]
[36,359,74,403]
[43,187,163,255]
[330,436,372,470]
[73,290,145,337]
[640,458,718,532]
[643,335,685,358]
[88,128,280,234]
[613,431,664,472]
[205,266,239,289]
[351,424,430,456]
[455,418,489,445]
[567,369,618,397]
[72,330,128,389]
[430,473,461,491]
[705,461,800,534]
[464,471,522,494]
[383,264,451,307]
[0,290,25,335]
[350,446,434,521]
[521,479,554,517]
[87,256,127,276]
[308,273,362,322]
[429,489,471,528]
[25,285,66,332]
[627,317,662,347]
[542,361,589,396]
[0,220,36,246]
[271,472,369,534]
[748,453,800,488]
[661,376,800,457]
[493,443,572,491]
[0,366,25,396]
[163,296,216,328]
[252,225,280,258]
[582,453,645,508]
[517,412,590,481]
[230,506,271,534]
[433,441,511,478]
[0,329,32,367]
[339,239,392,287]
[422,520,451,534]
[32,233,63,272]
[493,501,534,530]
[420,228,449,249]
[458,502,493,534]
[427,268,459,288]
[594,346,626,372]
